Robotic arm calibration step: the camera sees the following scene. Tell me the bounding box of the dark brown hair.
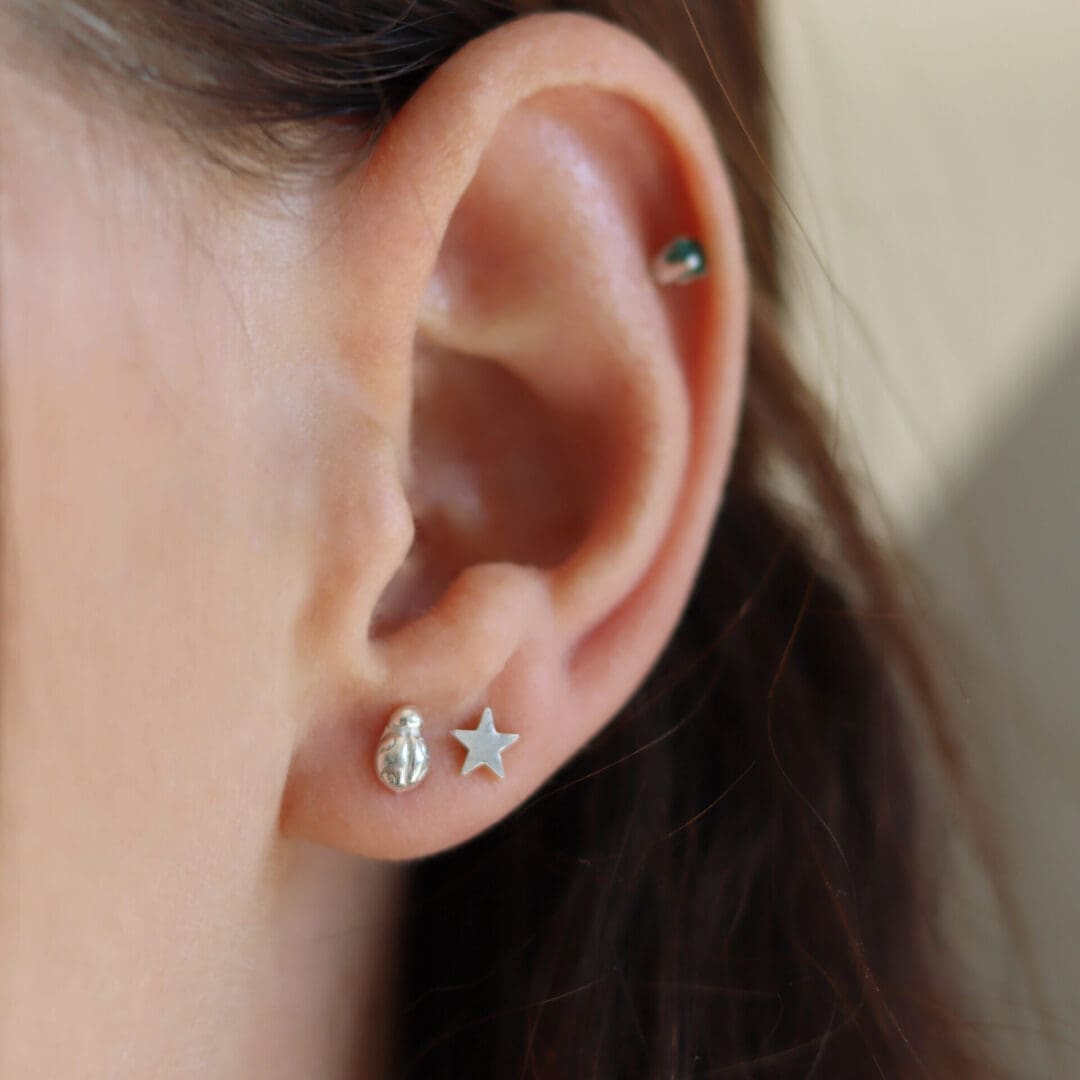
[11,2,1033,1075]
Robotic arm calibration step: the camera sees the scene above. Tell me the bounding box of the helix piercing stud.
[652,236,708,285]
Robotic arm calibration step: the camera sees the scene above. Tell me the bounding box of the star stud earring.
[452,706,519,779]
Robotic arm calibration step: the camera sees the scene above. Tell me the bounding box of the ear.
[279,11,749,860]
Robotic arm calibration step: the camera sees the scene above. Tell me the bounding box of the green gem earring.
[652,236,708,285]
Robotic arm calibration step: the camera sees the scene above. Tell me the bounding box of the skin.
[0,11,748,1079]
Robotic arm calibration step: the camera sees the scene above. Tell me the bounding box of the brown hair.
[10,2,1032,1074]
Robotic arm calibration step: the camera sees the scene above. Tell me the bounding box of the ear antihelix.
[368,231,705,798]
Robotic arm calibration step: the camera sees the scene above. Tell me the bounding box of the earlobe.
[279,11,749,861]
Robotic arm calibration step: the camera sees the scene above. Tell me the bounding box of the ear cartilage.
[375,706,431,793]
[652,236,708,285]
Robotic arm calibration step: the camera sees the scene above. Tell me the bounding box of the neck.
[240,841,407,1080]
[0,829,406,1080]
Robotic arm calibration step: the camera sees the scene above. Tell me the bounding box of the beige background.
[765,3,1080,1075]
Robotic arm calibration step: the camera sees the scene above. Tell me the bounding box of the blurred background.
[764,2,1080,1075]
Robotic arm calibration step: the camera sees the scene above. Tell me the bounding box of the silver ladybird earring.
[652,236,708,285]
[374,705,431,792]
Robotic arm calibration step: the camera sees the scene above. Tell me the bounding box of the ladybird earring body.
[375,706,431,792]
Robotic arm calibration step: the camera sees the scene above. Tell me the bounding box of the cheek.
[0,69,408,937]
[0,175,311,859]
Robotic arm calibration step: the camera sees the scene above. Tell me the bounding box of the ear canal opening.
[368,341,604,639]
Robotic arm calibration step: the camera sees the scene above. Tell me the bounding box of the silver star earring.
[374,705,431,793]
[452,706,519,779]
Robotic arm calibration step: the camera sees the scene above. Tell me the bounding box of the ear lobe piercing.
[374,703,519,790]
[375,706,431,792]
[652,236,708,285]
[452,706,519,779]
